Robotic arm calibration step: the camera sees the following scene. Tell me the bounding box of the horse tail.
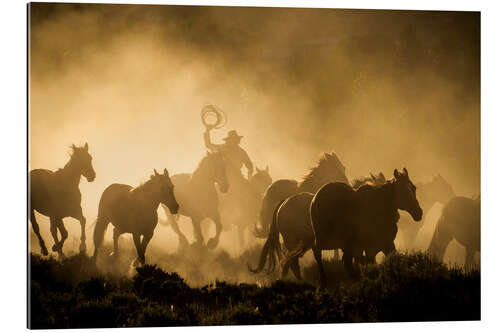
[427,213,452,261]
[92,215,110,260]
[248,199,284,274]
[256,188,281,238]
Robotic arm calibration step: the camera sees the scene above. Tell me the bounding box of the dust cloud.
[29,4,480,269]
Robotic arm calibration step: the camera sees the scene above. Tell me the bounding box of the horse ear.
[84,142,88,152]
[394,169,400,179]
[266,165,269,173]
[154,169,159,176]
[163,168,169,177]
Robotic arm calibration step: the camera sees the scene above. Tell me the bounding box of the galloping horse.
[161,151,229,249]
[249,172,386,280]
[92,169,179,265]
[310,168,422,287]
[219,166,272,250]
[428,196,480,266]
[398,174,455,248]
[29,143,96,257]
[255,152,349,238]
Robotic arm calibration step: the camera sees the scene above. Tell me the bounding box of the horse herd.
[29,143,480,286]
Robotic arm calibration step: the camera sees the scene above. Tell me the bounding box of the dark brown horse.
[92,169,179,266]
[310,168,422,287]
[398,174,455,248]
[428,196,480,266]
[29,143,96,257]
[249,172,386,280]
[255,152,349,238]
[160,151,229,249]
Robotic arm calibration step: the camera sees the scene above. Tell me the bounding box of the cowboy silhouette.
[204,127,254,181]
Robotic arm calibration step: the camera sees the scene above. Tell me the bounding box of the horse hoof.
[41,247,48,256]
[79,243,87,254]
[52,244,59,252]
[206,238,218,249]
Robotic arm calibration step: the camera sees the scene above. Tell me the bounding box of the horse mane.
[131,176,156,194]
[302,152,342,183]
[54,144,81,174]
[352,172,386,189]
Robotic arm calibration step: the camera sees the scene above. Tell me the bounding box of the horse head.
[71,143,96,182]
[206,151,229,193]
[252,165,272,194]
[317,152,349,185]
[393,168,423,221]
[429,174,456,204]
[151,168,179,214]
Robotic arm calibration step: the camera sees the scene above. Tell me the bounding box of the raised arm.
[204,129,223,152]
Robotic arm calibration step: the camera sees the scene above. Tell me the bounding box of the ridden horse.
[249,172,386,280]
[310,168,422,287]
[29,143,96,258]
[427,196,480,266]
[398,174,455,248]
[219,166,272,250]
[92,169,179,265]
[161,151,229,249]
[255,152,349,238]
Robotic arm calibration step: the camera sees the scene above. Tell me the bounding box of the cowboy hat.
[223,130,243,141]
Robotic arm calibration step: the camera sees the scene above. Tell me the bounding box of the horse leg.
[50,217,66,258]
[281,259,291,279]
[191,218,204,247]
[171,217,189,249]
[428,215,453,262]
[162,203,189,248]
[56,219,68,255]
[132,233,143,266]
[30,209,48,256]
[139,232,153,265]
[290,257,302,280]
[207,213,223,249]
[312,245,327,288]
[71,208,87,254]
[110,227,122,258]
